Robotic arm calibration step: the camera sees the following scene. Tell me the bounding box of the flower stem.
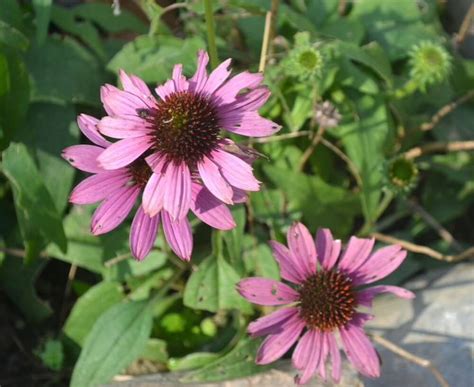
[204,0,219,69]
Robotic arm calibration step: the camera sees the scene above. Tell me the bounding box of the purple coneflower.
[96,51,280,221]
[62,114,238,261]
[237,222,415,384]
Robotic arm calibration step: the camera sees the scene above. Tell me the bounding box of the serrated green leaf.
[63,281,124,347]
[2,142,67,260]
[70,301,153,387]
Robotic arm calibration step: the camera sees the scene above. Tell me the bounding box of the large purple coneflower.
[62,114,238,261]
[237,222,415,384]
[96,51,280,221]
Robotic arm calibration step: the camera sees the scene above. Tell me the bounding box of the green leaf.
[168,352,219,371]
[183,255,252,313]
[244,243,280,280]
[142,338,168,363]
[0,53,8,96]
[222,207,246,274]
[0,20,29,51]
[25,35,107,105]
[2,142,67,260]
[183,337,270,382]
[32,0,52,44]
[63,281,124,347]
[70,301,153,387]
[0,255,52,322]
[108,35,205,84]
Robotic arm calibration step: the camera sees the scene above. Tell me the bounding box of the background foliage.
[0,0,473,385]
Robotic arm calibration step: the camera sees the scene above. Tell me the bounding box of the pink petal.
[340,320,380,378]
[213,71,263,104]
[146,152,167,173]
[163,162,192,220]
[256,313,305,365]
[315,228,342,270]
[220,87,271,115]
[247,307,299,338]
[236,277,299,306]
[203,58,232,95]
[189,50,209,93]
[317,333,329,382]
[288,223,317,278]
[98,136,152,170]
[295,331,323,385]
[353,245,407,285]
[91,186,140,235]
[142,172,166,217]
[119,70,155,103]
[77,114,110,148]
[155,79,175,101]
[130,206,160,261]
[357,285,415,307]
[62,145,104,173]
[98,116,152,139]
[197,156,233,204]
[338,236,375,274]
[221,111,281,137]
[172,64,189,92]
[161,211,192,261]
[191,183,236,230]
[269,240,306,284]
[211,149,260,191]
[292,329,315,370]
[100,84,152,115]
[232,187,248,203]
[327,333,341,383]
[70,170,129,204]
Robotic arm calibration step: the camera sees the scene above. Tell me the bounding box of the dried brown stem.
[103,253,132,268]
[419,91,474,132]
[455,4,474,45]
[370,334,450,387]
[258,11,273,72]
[0,247,49,259]
[404,141,474,160]
[371,232,474,263]
[250,130,312,144]
[298,126,326,171]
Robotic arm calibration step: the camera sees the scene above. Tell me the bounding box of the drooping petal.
[338,236,375,274]
[315,228,342,270]
[247,307,299,338]
[197,156,234,204]
[236,277,299,306]
[327,333,342,383]
[189,50,209,93]
[62,145,104,173]
[353,245,407,285]
[269,241,306,284]
[161,211,192,261]
[130,206,160,260]
[219,87,271,114]
[221,111,281,137]
[288,223,317,277]
[70,170,129,204]
[292,330,315,370]
[142,172,166,217]
[98,116,152,139]
[340,320,380,378]
[100,84,152,115]
[191,183,235,230]
[213,71,263,104]
[119,70,155,103]
[317,333,329,381]
[232,187,248,203]
[255,313,305,365]
[77,114,110,148]
[163,162,192,220]
[211,149,260,191]
[203,58,232,95]
[357,285,415,307]
[98,136,152,170]
[295,331,322,385]
[91,186,140,235]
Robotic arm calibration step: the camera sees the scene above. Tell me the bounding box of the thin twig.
[298,126,326,171]
[259,11,273,72]
[249,130,311,144]
[0,247,49,259]
[418,91,474,132]
[371,232,474,263]
[103,253,131,268]
[370,334,450,387]
[455,4,474,45]
[404,140,474,160]
[268,0,280,59]
[160,2,188,16]
[407,200,463,252]
[59,264,77,326]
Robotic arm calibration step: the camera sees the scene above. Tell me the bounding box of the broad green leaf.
[0,255,52,322]
[339,59,380,94]
[222,207,246,274]
[108,35,205,84]
[168,352,219,371]
[63,281,124,347]
[2,142,67,260]
[70,301,153,387]
[320,18,364,44]
[183,337,270,382]
[0,0,24,30]
[25,35,107,105]
[0,20,29,51]
[142,338,168,363]
[0,53,8,96]
[32,0,52,44]
[183,255,252,313]
[244,242,280,280]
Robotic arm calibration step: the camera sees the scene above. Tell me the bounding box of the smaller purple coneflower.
[62,114,239,261]
[237,222,415,384]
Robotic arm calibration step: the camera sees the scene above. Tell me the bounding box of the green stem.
[204,0,219,69]
[393,79,418,99]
